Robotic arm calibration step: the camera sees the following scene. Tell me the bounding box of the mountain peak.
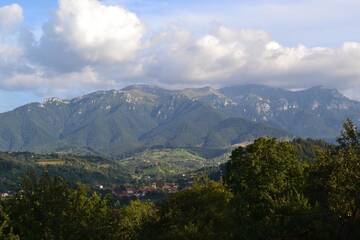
[302,85,345,99]
[180,86,221,98]
[43,97,69,105]
[122,84,164,92]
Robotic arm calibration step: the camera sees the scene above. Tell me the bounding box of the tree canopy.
[1,119,360,239]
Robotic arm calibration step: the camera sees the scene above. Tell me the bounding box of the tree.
[329,119,360,239]
[5,172,121,240]
[65,186,121,240]
[119,200,158,240]
[305,147,338,239]
[337,119,360,149]
[0,207,19,240]
[149,180,234,240]
[306,119,360,239]
[224,138,311,239]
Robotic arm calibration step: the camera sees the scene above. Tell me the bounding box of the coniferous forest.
[0,119,358,239]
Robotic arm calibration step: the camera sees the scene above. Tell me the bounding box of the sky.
[0,0,360,112]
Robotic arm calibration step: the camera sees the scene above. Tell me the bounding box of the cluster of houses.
[0,192,11,198]
[111,183,179,199]
[1,182,180,200]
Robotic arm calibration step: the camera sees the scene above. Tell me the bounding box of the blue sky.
[0,0,360,112]
[1,0,55,26]
[0,90,40,111]
[116,0,360,47]
[3,0,359,47]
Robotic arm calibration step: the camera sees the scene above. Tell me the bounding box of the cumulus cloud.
[28,0,144,72]
[145,27,272,83]
[55,0,144,62]
[0,0,145,96]
[2,0,360,101]
[144,26,360,97]
[0,4,23,33]
[0,3,24,66]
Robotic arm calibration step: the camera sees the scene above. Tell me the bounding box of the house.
[0,192,10,198]
[161,183,178,193]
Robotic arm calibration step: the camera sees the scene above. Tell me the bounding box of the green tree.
[150,180,234,240]
[0,207,19,240]
[328,119,360,239]
[225,138,311,239]
[5,172,121,240]
[305,147,338,239]
[306,119,360,239]
[337,119,360,149]
[119,200,158,240]
[65,186,121,240]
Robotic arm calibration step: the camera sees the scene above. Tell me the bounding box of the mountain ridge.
[0,84,358,156]
[8,84,354,113]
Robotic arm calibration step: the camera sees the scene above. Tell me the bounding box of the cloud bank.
[1,0,360,100]
[145,26,360,92]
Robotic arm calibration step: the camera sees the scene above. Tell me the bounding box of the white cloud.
[0,0,146,99]
[3,72,44,90]
[144,26,277,83]
[1,66,109,97]
[0,4,24,70]
[0,4,23,33]
[0,43,23,68]
[0,1,146,97]
[56,0,144,62]
[2,1,360,101]
[33,0,144,68]
[144,26,360,97]
[0,4,27,88]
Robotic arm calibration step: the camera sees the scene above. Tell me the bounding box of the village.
[0,182,181,202]
[95,181,183,200]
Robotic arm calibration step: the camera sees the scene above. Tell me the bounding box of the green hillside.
[0,85,292,156]
[0,148,224,191]
[117,149,209,182]
[0,152,130,191]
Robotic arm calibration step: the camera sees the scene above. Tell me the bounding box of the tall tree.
[119,200,158,240]
[225,138,311,239]
[329,119,360,239]
[337,119,360,149]
[0,207,19,240]
[149,180,234,240]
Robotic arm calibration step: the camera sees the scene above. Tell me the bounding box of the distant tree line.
[1,119,360,239]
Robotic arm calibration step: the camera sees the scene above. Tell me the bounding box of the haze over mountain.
[0,84,358,156]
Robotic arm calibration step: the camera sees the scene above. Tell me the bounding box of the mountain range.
[0,84,358,156]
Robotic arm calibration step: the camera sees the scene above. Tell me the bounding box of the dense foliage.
[1,119,360,239]
[225,138,310,239]
[0,152,130,191]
